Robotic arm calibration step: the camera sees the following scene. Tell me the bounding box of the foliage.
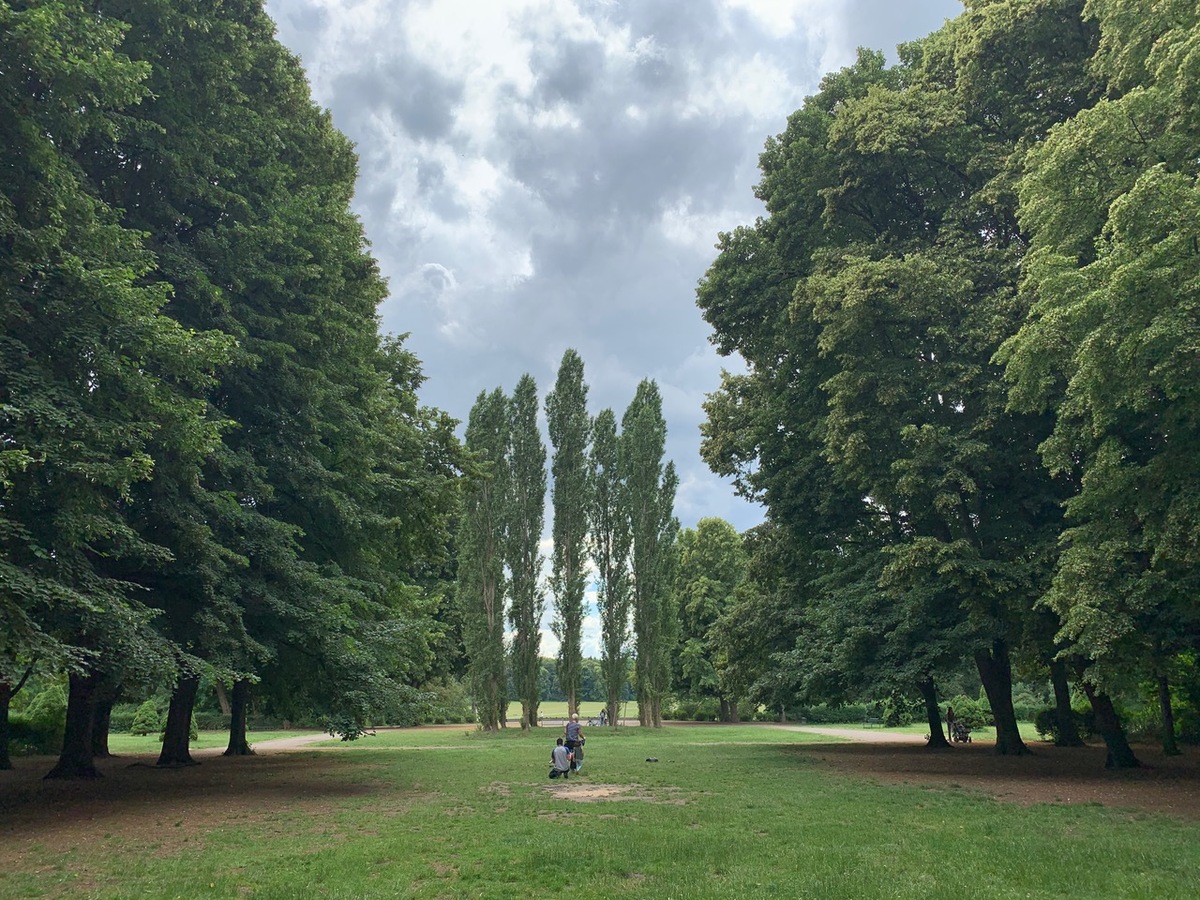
[419,678,472,725]
[672,518,747,720]
[458,389,510,731]
[546,350,591,713]
[621,380,680,727]
[129,700,162,737]
[1034,705,1096,742]
[947,694,992,731]
[505,374,546,729]
[589,408,633,725]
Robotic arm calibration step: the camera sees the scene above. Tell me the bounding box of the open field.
[2,724,1198,898]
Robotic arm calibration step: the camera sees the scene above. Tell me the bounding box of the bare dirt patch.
[543,781,688,804]
[788,738,1200,819]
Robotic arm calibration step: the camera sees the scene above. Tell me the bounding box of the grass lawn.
[519,700,639,722]
[104,730,324,754]
[4,723,1197,899]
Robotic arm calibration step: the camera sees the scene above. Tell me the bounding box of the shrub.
[7,711,62,755]
[948,694,991,730]
[194,712,231,731]
[129,700,162,736]
[1033,705,1094,742]
[108,703,141,734]
[420,678,472,725]
[12,683,67,753]
[882,694,919,727]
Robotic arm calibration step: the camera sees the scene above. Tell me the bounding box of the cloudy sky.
[263,0,962,652]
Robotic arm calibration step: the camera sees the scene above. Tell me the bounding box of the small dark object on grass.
[646,757,658,762]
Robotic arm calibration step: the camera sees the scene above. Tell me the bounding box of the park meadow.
[3,722,1199,899]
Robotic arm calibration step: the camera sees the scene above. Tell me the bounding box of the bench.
[863,716,883,727]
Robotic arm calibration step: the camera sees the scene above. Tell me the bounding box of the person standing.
[565,713,584,772]
[946,705,956,742]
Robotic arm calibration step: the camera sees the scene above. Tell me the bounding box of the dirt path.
[772,724,929,744]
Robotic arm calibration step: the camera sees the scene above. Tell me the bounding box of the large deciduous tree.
[673,518,747,721]
[699,1,1101,758]
[546,350,591,716]
[998,0,1200,768]
[1,0,228,777]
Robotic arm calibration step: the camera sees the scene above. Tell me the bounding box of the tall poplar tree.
[589,408,632,726]
[546,350,591,715]
[506,374,546,729]
[459,389,510,731]
[621,381,679,728]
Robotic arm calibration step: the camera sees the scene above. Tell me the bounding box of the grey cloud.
[266,0,964,535]
[532,39,607,104]
[330,55,462,142]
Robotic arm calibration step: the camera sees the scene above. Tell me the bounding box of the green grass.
[518,700,639,722]
[6,724,1198,899]
[104,730,323,754]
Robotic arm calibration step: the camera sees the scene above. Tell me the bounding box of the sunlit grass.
[105,729,322,754]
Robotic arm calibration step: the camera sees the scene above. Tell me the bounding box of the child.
[550,737,572,779]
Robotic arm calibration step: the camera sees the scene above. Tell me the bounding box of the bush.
[7,711,63,755]
[12,683,67,754]
[789,703,868,724]
[108,703,141,734]
[194,712,231,731]
[947,695,991,730]
[1033,705,1095,742]
[419,678,472,725]
[129,700,162,736]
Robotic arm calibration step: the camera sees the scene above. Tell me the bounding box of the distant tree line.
[694,0,1200,767]
[1,0,461,775]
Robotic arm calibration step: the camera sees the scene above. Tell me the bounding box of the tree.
[589,408,632,727]
[546,350,591,716]
[621,381,679,728]
[506,375,546,729]
[699,2,1101,758]
[458,390,510,731]
[999,0,1200,769]
[1,0,229,778]
[673,519,747,721]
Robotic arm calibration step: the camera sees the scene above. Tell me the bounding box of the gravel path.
[766,724,929,744]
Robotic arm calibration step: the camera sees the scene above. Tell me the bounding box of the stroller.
[950,721,972,743]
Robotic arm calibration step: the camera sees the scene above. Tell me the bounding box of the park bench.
[863,716,883,727]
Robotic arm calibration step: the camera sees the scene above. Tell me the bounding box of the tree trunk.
[224,679,254,756]
[1157,673,1180,757]
[157,673,200,768]
[974,640,1030,755]
[919,678,951,749]
[91,696,114,759]
[214,680,232,716]
[44,671,102,779]
[1080,682,1139,768]
[1049,659,1085,747]
[719,698,741,723]
[90,675,121,759]
[0,679,12,771]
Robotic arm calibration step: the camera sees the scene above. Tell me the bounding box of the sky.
[263,0,963,654]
